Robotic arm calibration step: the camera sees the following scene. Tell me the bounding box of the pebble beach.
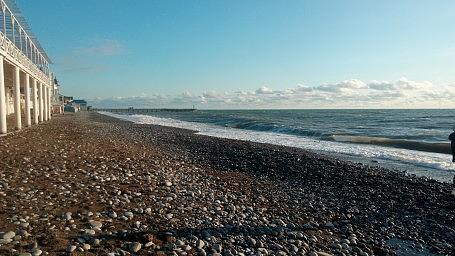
[0,112,454,256]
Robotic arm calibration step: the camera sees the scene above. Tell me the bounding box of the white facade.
[0,0,55,133]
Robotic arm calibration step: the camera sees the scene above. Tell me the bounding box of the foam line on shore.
[98,112,455,183]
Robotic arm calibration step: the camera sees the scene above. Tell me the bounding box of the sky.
[16,0,455,109]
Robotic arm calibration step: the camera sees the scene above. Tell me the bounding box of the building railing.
[0,31,48,83]
[0,0,50,83]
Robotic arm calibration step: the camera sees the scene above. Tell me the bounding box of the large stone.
[196,239,205,249]
[247,237,256,247]
[89,220,103,229]
[130,242,142,252]
[84,229,96,236]
[317,252,334,256]
[67,245,76,253]
[64,212,72,221]
[2,231,15,240]
[92,239,100,246]
[0,238,12,244]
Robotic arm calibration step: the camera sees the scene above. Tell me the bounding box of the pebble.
[130,242,142,252]
[0,112,451,256]
[213,244,222,252]
[93,238,100,246]
[248,237,257,247]
[66,245,76,253]
[196,239,205,249]
[89,220,103,229]
[84,229,96,235]
[64,212,72,221]
[32,248,42,256]
[2,231,15,240]
[317,252,333,256]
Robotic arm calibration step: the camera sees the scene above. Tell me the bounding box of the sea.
[100,109,455,183]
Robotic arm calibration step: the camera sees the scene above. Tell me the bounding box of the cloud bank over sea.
[88,78,455,109]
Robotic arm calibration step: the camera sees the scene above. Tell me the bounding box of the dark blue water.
[149,109,454,145]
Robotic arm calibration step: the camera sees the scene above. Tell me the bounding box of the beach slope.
[0,112,453,255]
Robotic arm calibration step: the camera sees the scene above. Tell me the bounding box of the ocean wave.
[99,112,455,183]
[330,135,451,154]
[211,120,325,138]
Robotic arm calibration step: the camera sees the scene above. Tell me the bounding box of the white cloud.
[255,86,274,94]
[86,78,455,109]
[79,39,125,56]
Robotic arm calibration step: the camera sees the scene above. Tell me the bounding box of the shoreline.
[99,111,455,183]
[0,112,454,255]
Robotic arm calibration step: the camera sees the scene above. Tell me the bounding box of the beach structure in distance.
[72,99,88,111]
[0,0,57,134]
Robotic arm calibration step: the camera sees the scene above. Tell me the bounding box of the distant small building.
[64,105,78,113]
[62,96,73,104]
[73,100,88,111]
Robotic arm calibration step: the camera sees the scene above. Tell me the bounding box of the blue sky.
[16,0,455,108]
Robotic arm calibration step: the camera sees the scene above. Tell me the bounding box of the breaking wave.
[330,135,451,154]
[99,112,455,183]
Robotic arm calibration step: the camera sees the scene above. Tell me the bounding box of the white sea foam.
[99,111,455,183]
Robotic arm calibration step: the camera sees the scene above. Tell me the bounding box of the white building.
[0,0,55,134]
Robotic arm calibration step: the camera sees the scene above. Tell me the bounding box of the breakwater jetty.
[94,108,197,113]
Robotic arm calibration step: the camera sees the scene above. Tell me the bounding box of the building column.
[13,66,21,130]
[38,82,43,122]
[24,74,31,126]
[32,79,38,124]
[48,86,52,120]
[43,85,48,121]
[0,56,6,134]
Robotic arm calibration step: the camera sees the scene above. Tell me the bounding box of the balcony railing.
[0,31,48,82]
[0,0,50,83]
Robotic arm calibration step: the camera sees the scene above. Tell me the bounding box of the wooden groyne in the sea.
[93,108,197,113]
